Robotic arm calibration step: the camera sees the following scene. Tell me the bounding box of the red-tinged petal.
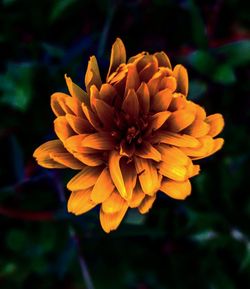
[94,99,115,129]
[134,157,160,196]
[66,114,94,134]
[151,131,200,148]
[180,135,214,157]
[67,188,96,215]
[167,109,195,132]
[122,89,139,119]
[102,190,127,213]
[73,152,104,166]
[192,138,224,160]
[147,71,162,96]
[206,114,225,137]
[64,74,89,104]
[168,93,186,111]
[107,38,126,79]
[82,132,116,150]
[154,51,172,69]
[135,141,161,162]
[138,56,158,82]
[183,119,210,138]
[156,144,189,166]
[120,139,135,158]
[159,76,177,92]
[158,161,188,182]
[151,88,173,112]
[54,116,75,142]
[85,56,102,94]
[120,159,137,200]
[82,104,102,131]
[125,63,140,95]
[146,111,171,135]
[99,83,117,105]
[91,167,115,203]
[33,140,65,159]
[65,98,85,118]
[136,82,150,114]
[67,166,103,191]
[129,182,145,208]
[89,85,99,112]
[138,194,157,214]
[51,93,72,117]
[99,204,128,233]
[173,64,189,96]
[160,179,191,200]
[108,150,128,200]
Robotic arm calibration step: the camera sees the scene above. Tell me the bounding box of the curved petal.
[158,161,188,182]
[99,83,117,105]
[136,82,150,114]
[125,63,140,95]
[67,166,103,191]
[192,138,224,160]
[154,51,172,69]
[82,132,116,150]
[173,64,188,96]
[91,167,115,203]
[206,113,225,137]
[129,182,145,208]
[50,152,85,169]
[102,190,127,213]
[54,116,75,142]
[65,74,89,104]
[122,89,139,119]
[94,99,115,129]
[67,188,96,215]
[151,88,173,112]
[66,114,94,134]
[159,76,177,92]
[107,38,126,80]
[120,159,137,199]
[135,141,161,162]
[180,135,214,157]
[73,152,104,166]
[85,56,102,94]
[51,93,72,117]
[146,111,171,135]
[183,119,210,138]
[64,134,90,153]
[157,144,189,166]
[138,194,157,214]
[82,104,102,131]
[167,109,195,132]
[160,179,191,200]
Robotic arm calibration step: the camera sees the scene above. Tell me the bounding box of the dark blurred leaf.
[186,50,217,74]
[6,229,28,252]
[124,209,145,225]
[42,43,65,59]
[213,64,236,85]
[2,0,16,6]
[50,0,77,22]
[188,80,207,100]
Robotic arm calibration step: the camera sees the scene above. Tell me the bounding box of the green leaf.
[50,0,77,22]
[187,50,217,74]
[6,229,28,252]
[188,80,207,100]
[213,64,236,85]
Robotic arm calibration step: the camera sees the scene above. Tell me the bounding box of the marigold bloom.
[34,38,224,233]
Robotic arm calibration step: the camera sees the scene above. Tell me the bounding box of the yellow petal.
[125,63,140,95]
[94,99,114,129]
[122,89,139,119]
[65,97,84,118]
[50,152,84,169]
[109,151,128,199]
[33,140,65,159]
[138,56,158,82]
[82,104,102,131]
[73,152,103,166]
[160,179,191,200]
[206,113,225,137]
[120,159,137,200]
[135,141,161,162]
[51,92,71,117]
[157,144,189,166]
[138,194,157,214]
[152,131,200,148]
[66,114,94,134]
[36,159,66,169]
[67,188,96,215]
[119,140,135,158]
[180,135,214,157]
[158,161,188,181]
[183,119,210,138]
[64,74,89,104]
[159,76,177,92]
[151,88,173,112]
[85,56,102,94]
[192,138,224,160]
[91,167,115,203]
[188,164,200,177]
[82,132,116,150]
[54,116,74,142]
[173,64,189,96]
[168,93,186,111]
[107,38,126,79]
[102,190,126,213]
[99,83,117,105]
[146,111,171,135]
[136,82,150,114]
[154,51,172,69]
[64,134,91,153]
[89,84,99,112]
[134,157,160,196]
[67,166,103,191]
[147,71,162,96]
[99,204,128,233]
[129,182,145,208]
[167,109,195,132]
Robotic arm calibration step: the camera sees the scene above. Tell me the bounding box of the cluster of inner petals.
[33,38,224,233]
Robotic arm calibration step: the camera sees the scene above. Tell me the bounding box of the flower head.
[33,38,224,233]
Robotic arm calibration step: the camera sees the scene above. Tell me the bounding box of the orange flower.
[33,38,224,233]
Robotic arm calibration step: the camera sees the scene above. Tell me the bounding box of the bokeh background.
[1,0,250,288]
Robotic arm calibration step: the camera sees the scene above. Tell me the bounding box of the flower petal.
[129,182,145,208]
[138,56,158,82]
[158,161,188,181]
[151,131,200,148]
[91,167,115,203]
[151,88,173,112]
[66,114,94,134]
[125,63,140,95]
[94,99,115,129]
[167,109,195,132]
[120,159,137,199]
[136,82,150,114]
[99,204,128,233]
[122,89,139,119]
[67,166,103,191]
[85,56,102,94]
[206,113,225,137]
[107,38,126,79]
[138,194,157,214]
[73,152,104,166]
[99,83,117,105]
[154,51,172,69]
[51,93,72,117]
[146,111,171,135]
[160,179,191,200]
[192,138,224,160]
[64,134,91,153]
[54,116,75,142]
[65,74,89,104]
[82,104,102,131]
[159,76,177,92]
[50,152,85,169]
[173,64,188,96]
[102,190,126,213]
[67,188,96,215]
[135,141,161,162]
[108,151,128,200]
[134,157,160,196]
[157,144,189,166]
[180,135,214,157]
[183,119,210,138]
[82,132,116,150]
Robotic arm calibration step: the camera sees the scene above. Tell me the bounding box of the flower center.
[126,126,140,144]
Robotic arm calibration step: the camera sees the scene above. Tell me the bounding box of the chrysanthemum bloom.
[34,38,224,233]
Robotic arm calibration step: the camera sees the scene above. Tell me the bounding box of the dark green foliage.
[0,0,250,288]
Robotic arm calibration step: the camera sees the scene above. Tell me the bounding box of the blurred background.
[1,0,250,288]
